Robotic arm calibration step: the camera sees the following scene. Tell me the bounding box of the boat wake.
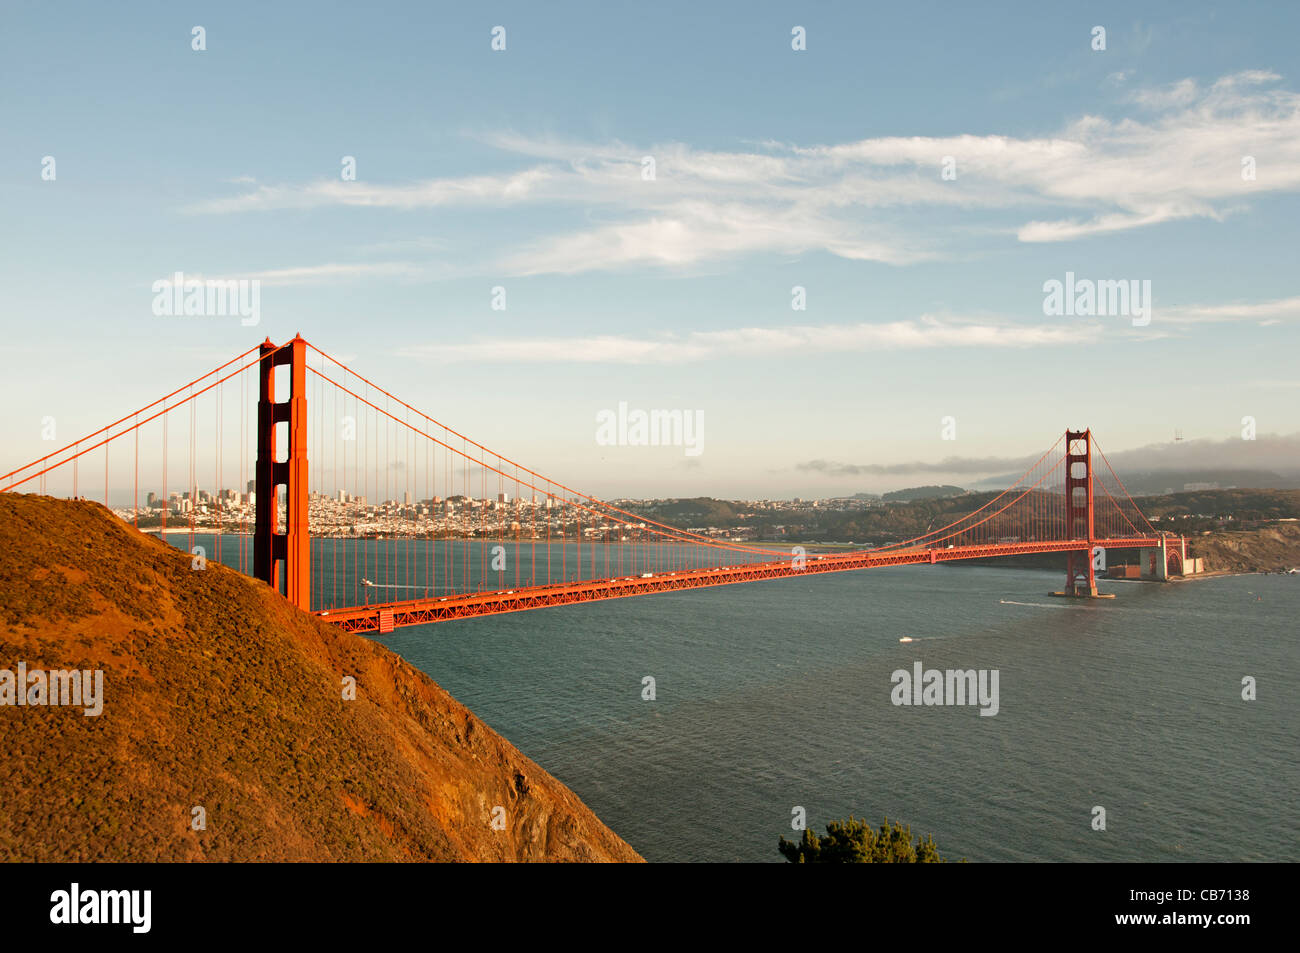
[361,578,444,591]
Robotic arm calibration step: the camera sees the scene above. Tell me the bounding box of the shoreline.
[1104,570,1256,585]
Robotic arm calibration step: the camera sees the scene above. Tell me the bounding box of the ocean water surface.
[372,564,1298,862]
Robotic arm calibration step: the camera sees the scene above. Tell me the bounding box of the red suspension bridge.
[2,336,1186,633]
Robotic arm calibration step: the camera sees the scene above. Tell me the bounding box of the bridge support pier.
[253,335,311,611]
[1139,542,1170,580]
[1061,549,1100,597]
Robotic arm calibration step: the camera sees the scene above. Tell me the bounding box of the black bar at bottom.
[1,861,1277,940]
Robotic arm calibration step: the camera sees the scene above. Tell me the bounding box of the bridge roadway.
[316,536,1169,633]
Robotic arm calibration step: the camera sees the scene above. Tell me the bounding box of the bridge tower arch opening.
[253,335,311,611]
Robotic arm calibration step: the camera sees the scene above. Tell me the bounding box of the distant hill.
[1120,470,1300,495]
[975,469,1299,494]
[639,497,742,523]
[0,494,641,862]
[1138,488,1300,519]
[882,485,966,502]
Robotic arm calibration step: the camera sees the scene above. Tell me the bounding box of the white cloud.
[158,262,431,287]
[403,314,1103,365]
[245,262,430,284]
[1162,295,1300,325]
[500,201,932,275]
[1127,76,1200,109]
[186,71,1300,274]
[189,168,559,215]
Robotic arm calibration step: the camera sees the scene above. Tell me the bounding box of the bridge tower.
[253,335,311,611]
[1061,428,1101,597]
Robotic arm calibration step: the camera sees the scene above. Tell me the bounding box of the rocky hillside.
[0,494,641,862]
[1187,523,1300,573]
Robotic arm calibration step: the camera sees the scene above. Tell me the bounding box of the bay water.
[184,533,1299,862]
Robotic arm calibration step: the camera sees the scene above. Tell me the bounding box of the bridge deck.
[316,537,1167,632]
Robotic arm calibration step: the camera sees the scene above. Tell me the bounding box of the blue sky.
[2,1,1298,498]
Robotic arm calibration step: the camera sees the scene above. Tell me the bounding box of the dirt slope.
[1188,524,1300,573]
[0,494,641,862]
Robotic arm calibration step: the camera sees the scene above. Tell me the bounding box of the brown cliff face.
[0,494,641,862]
[1188,523,1300,573]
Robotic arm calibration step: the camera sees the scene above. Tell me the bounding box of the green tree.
[778,816,956,863]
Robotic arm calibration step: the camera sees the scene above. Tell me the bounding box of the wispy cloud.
[189,169,560,215]
[241,262,431,285]
[185,70,1300,275]
[796,432,1300,482]
[153,261,433,287]
[798,454,1040,477]
[1161,295,1300,325]
[403,314,1103,365]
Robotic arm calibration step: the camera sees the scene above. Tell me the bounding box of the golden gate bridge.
[1,336,1186,633]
